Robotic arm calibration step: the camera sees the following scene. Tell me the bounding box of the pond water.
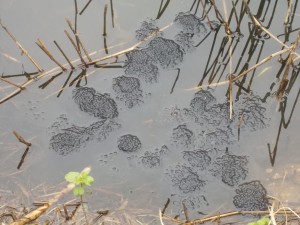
[1,0,300,224]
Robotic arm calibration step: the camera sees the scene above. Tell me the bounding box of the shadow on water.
[0,0,300,224]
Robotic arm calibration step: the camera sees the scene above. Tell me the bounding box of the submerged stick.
[156,0,171,20]
[0,20,44,73]
[13,131,31,147]
[64,30,88,67]
[276,30,300,100]
[36,39,67,71]
[181,209,300,225]
[0,77,25,90]
[233,48,289,81]
[243,0,300,58]
[66,19,92,62]
[110,0,115,28]
[79,0,93,15]
[17,146,30,170]
[53,41,75,70]
[13,131,31,170]
[103,4,109,54]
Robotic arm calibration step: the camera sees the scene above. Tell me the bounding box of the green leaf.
[247,222,257,225]
[73,186,85,196]
[65,172,80,183]
[247,217,271,225]
[83,176,94,186]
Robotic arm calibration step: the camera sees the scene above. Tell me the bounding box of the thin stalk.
[64,30,88,67]
[80,188,89,225]
[110,0,115,28]
[66,19,92,62]
[0,77,25,90]
[53,40,75,70]
[36,39,67,71]
[0,20,44,73]
[79,0,93,15]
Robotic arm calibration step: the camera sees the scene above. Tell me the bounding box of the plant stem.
[80,185,89,225]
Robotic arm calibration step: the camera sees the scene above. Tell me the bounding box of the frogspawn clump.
[50,129,86,156]
[175,31,195,53]
[117,134,142,152]
[209,153,248,186]
[168,165,206,193]
[174,12,207,36]
[233,180,269,211]
[112,75,143,108]
[124,49,159,83]
[183,150,211,171]
[235,93,269,131]
[146,37,184,69]
[190,89,217,114]
[73,87,118,119]
[135,19,160,41]
[172,124,194,149]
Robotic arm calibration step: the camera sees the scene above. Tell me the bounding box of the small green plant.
[248,217,271,225]
[65,167,94,224]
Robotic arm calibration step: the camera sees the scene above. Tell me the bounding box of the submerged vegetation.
[0,0,300,224]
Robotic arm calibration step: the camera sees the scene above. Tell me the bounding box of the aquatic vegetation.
[73,87,119,119]
[135,18,161,41]
[209,153,248,186]
[182,150,211,171]
[233,180,269,211]
[117,134,142,152]
[112,75,143,108]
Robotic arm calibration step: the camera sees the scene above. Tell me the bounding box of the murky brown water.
[1,0,300,224]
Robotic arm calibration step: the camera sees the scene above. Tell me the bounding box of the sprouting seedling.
[65,167,94,196]
[65,167,94,224]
